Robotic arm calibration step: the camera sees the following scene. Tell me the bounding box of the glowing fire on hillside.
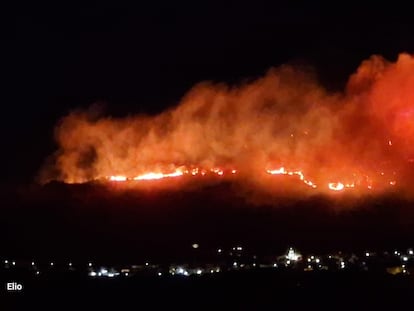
[39,53,414,196]
[101,166,394,192]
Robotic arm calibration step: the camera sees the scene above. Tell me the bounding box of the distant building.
[277,247,302,266]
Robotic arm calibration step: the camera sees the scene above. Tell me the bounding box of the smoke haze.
[40,53,414,199]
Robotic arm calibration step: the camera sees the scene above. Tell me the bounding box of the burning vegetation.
[39,53,414,198]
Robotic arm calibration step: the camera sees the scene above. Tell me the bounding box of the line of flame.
[104,166,397,192]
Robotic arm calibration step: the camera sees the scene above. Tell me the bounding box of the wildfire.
[266,167,317,189]
[104,165,375,193]
[109,175,127,182]
[106,167,235,182]
[132,170,184,181]
[328,182,344,191]
[39,53,414,198]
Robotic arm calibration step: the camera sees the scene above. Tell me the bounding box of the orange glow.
[105,166,238,182]
[266,167,317,189]
[109,175,127,182]
[328,183,344,191]
[133,170,184,181]
[39,53,414,198]
[211,168,224,176]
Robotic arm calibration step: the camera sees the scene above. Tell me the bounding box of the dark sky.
[2,1,414,183]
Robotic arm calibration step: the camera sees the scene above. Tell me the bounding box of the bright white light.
[192,243,199,249]
[273,263,278,267]
[36,271,40,275]
[216,268,220,273]
[286,248,301,261]
[210,269,214,273]
[68,262,72,267]
[50,262,54,266]
[4,260,8,264]
[31,262,35,266]
[12,261,16,266]
[217,249,222,253]
[176,267,184,274]
[311,256,315,260]
[88,262,92,267]
[236,246,243,251]
[158,272,162,276]
[101,268,108,274]
[233,262,237,267]
[307,258,311,262]
[365,252,370,257]
[145,262,149,266]
[315,258,320,263]
[98,272,102,276]
[328,182,344,191]
[196,269,202,275]
[125,272,129,276]
[409,249,414,255]
[133,170,184,181]
[403,256,409,262]
[107,273,114,277]
[286,260,291,265]
[109,175,127,181]
[89,271,97,277]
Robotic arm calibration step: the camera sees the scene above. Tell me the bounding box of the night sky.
[2,2,414,261]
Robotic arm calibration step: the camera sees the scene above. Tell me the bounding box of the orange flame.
[266,167,317,189]
[132,170,184,181]
[39,53,414,198]
[109,175,127,182]
[328,182,344,191]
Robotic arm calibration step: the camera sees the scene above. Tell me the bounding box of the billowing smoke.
[39,53,414,198]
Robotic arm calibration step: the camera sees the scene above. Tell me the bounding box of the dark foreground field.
[2,182,414,309]
[3,270,414,309]
[1,181,414,263]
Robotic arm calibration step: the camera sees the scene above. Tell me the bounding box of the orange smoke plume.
[39,53,414,198]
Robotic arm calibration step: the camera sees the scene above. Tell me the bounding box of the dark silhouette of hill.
[0,181,413,263]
